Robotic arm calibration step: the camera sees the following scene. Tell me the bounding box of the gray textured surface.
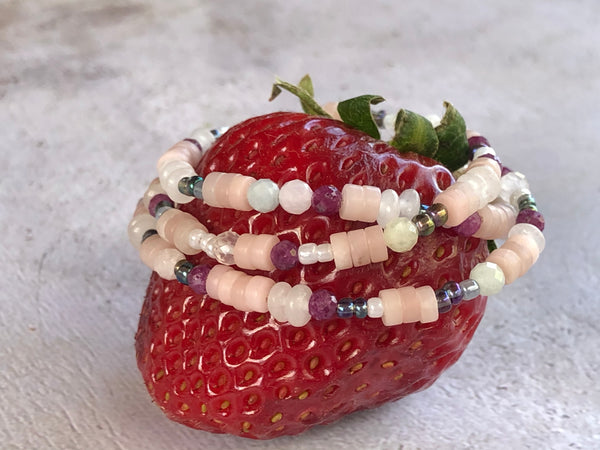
[1,1,599,449]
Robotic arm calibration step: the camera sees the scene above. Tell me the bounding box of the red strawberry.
[135,106,489,439]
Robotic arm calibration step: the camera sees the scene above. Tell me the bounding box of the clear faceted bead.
[212,231,239,265]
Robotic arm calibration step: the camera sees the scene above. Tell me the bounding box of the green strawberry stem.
[270,76,332,117]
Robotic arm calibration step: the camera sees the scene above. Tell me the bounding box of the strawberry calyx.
[271,75,470,172]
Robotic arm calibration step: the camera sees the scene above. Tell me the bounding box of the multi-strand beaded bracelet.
[128,122,545,327]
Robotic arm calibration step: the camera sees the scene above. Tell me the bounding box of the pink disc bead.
[233,234,279,271]
[469,156,502,179]
[434,188,472,227]
[242,276,274,313]
[217,269,245,306]
[142,178,165,209]
[339,184,382,222]
[380,286,438,326]
[139,234,172,269]
[473,202,516,240]
[128,212,155,249]
[156,140,202,171]
[501,234,540,277]
[347,229,371,267]
[153,247,184,280]
[329,231,353,270]
[201,172,224,206]
[364,225,389,264]
[172,219,207,255]
[156,209,198,244]
[202,172,256,210]
[487,248,522,284]
[206,265,234,299]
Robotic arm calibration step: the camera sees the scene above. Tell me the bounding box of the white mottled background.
[1,1,599,449]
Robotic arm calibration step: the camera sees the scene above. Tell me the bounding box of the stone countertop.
[1,1,598,449]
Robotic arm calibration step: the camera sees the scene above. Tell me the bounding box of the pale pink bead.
[156,209,184,243]
[206,265,233,299]
[232,234,254,269]
[347,229,371,267]
[380,288,404,326]
[453,177,483,211]
[466,130,481,139]
[330,231,353,270]
[133,199,146,217]
[364,225,389,263]
[362,186,382,222]
[502,234,540,277]
[463,165,501,204]
[128,213,156,249]
[214,173,239,207]
[415,286,438,323]
[487,248,522,284]
[172,219,207,255]
[243,276,274,313]
[434,188,471,227]
[398,286,421,323]
[217,269,246,306]
[156,141,202,170]
[228,174,255,211]
[143,178,165,209]
[231,275,251,309]
[469,157,502,179]
[139,234,172,268]
[153,247,185,280]
[201,172,225,207]
[474,202,516,240]
[233,234,279,271]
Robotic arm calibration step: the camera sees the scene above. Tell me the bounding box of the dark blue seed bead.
[178,177,193,195]
[337,298,354,319]
[442,281,463,305]
[174,260,194,285]
[353,298,368,319]
[141,229,157,243]
[436,289,452,314]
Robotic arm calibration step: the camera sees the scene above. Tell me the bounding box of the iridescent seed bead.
[178,177,193,196]
[148,194,173,217]
[426,203,449,227]
[459,279,480,300]
[308,289,337,320]
[353,298,368,319]
[210,127,228,138]
[442,281,463,305]
[174,260,194,285]
[192,176,204,199]
[412,213,435,236]
[337,298,354,319]
[154,201,173,218]
[141,229,158,243]
[518,194,537,211]
[436,289,452,314]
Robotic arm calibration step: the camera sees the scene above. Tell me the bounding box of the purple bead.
[452,212,482,237]
[516,209,545,232]
[501,165,512,176]
[479,153,503,172]
[270,240,299,270]
[468,135,491,151]
[436,289,452,314]
[311,185,342,216]
[188,264,211,295]
[308,289,337,320]
[148,194,173,217]
[183,138,203,152]
[442,281,463,305]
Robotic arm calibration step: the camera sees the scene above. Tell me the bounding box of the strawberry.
[134,79,489,439]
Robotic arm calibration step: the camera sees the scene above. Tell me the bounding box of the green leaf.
[434,101,470,171]
[390,109,439,158]
[487,239,498,253]
[270,76,331,117]
[337,95,385,139]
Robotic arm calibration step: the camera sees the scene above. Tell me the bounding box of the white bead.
[425,114,441,128]
[158,159,193,185]
[508,223,546,253]
[267,282,291,322]
[367,297,384,318]
[470,262,505,295]
[153,248,185,280]
[212,231,239,265]
[188,229,208,249]
[383,113,396,130]
[199,233,216,256]
[383,217,419,252]
[189,128,216,153]
[377,189,400,226]
[397,189,420,218]
[128,213,156,249]
[473,146,496,158]
[165,166,196,204]
[279,180,313,214]
[460,166,501,205]
[298,243,318,265]
[247,179,280,213]
[499,171,529,204]
[316,243,334,262]
[284,284,312,327]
